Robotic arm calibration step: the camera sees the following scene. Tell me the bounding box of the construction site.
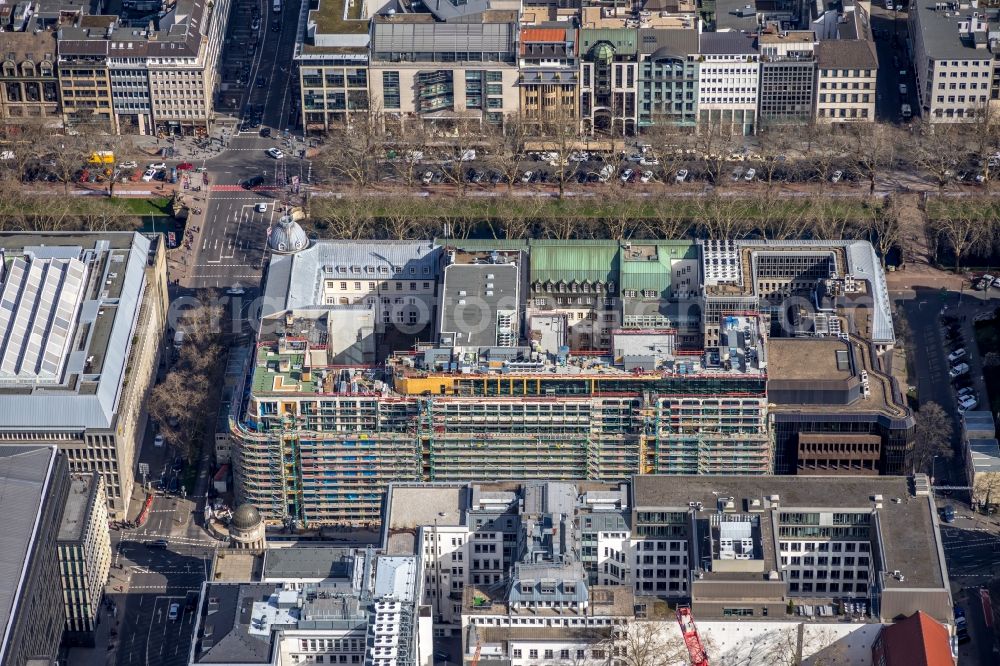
[231,232,912,527]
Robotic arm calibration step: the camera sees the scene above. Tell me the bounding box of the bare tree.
[911,401,954,475]
[694,123,739,184]
[912,122,965,191]
[45,134,90,194]
[603,620,690,666]
[148,298,225,462]
[971,471,1000,514]
[846,122,898,197]
[864,196,903,268]
[483,114,532,192]
[929,209,991,272]
[317,103,385,191]
[535,110,584,198]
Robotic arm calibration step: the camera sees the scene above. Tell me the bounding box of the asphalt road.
[871,6,910,123]
[187,0,308,290]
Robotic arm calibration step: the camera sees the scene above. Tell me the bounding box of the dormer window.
[519,581,533,594]
[564,583,576,595]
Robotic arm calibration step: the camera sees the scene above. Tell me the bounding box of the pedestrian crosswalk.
[212,185,283,192]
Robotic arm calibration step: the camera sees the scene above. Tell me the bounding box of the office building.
[0,232,169,518]
[908,2,995,122]
[0,31,61,124]
[757,30,817,125]
[18,0,232,134]
[232,238,907,527]
[188,550,430,666]
[295,0,373,132]
[368,5,520,129]
[812,0,878,123]
[57,473,112,647]
[0,445,70,666]
[518,26,580,124]
[697,32,760,135]
[382,475,952,662]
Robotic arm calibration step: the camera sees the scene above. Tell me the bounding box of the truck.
[901,104,912,119]
[88,151,115,164]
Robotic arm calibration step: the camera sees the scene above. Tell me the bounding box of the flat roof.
[969,439,1000,474]
[632,475,945,589]
[57,473,98,542]
[383,484,469,554]
[767,338,852,381]
[262,546,356,580]
[911,3,997,61]
[0,232,151,430]
[0,445,58,659]
[309,0,370,35]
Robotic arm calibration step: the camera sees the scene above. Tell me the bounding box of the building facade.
[757,31,817,126]
[381,475,954,660]
[909,3,996,122]
[58,473,112,647]
[233,238,909,528]
[0,232,169,518]
[697,32,759,136]
[0,31,61,125]
[0,446,70,666]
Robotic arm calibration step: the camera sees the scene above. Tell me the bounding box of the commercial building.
[188,550,430,666]
[295,0,373,132]
[0,445,70,666]
[0,31,61,125]
[757,30,817,125]
[812,0,878,123]
[697,32,759,135]
[57,473,112,646]
[908,2,996,122]
[368,7,520,129]
[15,0,232,134]
[232,235,909,527]
[0,232,169,518]
[518,26,580,124]
[382,475,953,659]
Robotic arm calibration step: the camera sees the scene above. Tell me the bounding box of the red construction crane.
[676,606,710,666]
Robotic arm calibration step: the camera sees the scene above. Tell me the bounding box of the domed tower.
[229,504,266,550]
[267,215,310,254]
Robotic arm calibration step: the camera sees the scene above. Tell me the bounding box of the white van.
[949,362,969,378]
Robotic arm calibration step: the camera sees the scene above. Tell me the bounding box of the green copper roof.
[620,241,699,294]
[529,240,620,285]
[581,29,638,57]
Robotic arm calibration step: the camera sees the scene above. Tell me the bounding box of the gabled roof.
[878,611,953,666]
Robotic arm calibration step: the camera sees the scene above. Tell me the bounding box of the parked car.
[620,168,634,183]
[176,162,194,171]
[959,396,979,412]
[947,348,967,362]
[148,162,166,170]
[141,168,157,182]
[154,434,165,447]
[899,83,908,95]
[521,170,533,183]
[732,167,745,181]
[260,127,272,138]
[640,170,653,183]
[639,156,660,166]
[150,539,169,549]
[421,171,434,185]
[949,362,970,378]
[831,170,843,183]
[675,169,689,183]
[941,505,956,523]
[744,168,756,181]
[121,160,138,169]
